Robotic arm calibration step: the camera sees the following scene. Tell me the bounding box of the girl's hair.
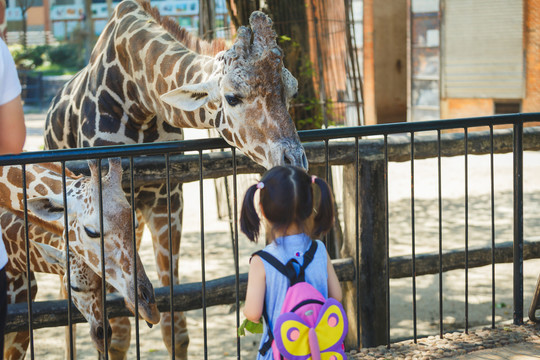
[240,165,334,242]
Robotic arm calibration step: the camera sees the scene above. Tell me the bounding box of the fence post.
[341,156,387,349]
[513,121,523,324]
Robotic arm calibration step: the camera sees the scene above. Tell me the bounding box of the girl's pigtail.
[312,177,335,237]
[240,184,261,242]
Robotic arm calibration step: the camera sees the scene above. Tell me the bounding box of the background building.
[4,0,229,40]
[363,0,540,124]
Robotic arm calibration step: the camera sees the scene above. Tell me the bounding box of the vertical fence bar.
[410,132,417,343]
[464,128,469,333]
[97,159,109,359]
[61,162,74,359]
[384,134,390,348]
[165,153,176,359]
[325,139,330,182]
[21,164,35,360]
[129,156,141,359]
[355,136,360,348]
[199,150,208,359]
[513,121,524,325]
[232,148,241,360]
[437,130,443,338]
[490,125,496,329]
[324,139,330,249]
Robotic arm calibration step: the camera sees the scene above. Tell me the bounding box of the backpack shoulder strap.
[253,250,298,283]
[301,240,318,271]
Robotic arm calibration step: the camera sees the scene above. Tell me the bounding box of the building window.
[53,0,76,6]
[494,101,521,115]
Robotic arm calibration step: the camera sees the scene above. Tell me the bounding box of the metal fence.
[1,113,539,358]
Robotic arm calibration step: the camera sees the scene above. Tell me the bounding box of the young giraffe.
[0,159,161,339]
[1,211,110,359]
[43,0,307,358]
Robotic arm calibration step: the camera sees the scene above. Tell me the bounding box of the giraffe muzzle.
[135,281,161,325]
[283,148,309,170]
[278,142,308,170]
[91,322,113,354]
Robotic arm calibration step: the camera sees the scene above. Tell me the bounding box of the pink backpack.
[255,241,348,360]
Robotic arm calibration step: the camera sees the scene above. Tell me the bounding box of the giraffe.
[0,211,110,359]
[0,159,161,345]
[43,1,307,357]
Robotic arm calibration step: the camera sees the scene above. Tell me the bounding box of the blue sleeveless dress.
[255,233,328,360]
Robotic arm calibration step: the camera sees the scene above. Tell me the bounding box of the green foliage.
[294,96,336,130]
[10,44,49,70]
[278,34,333,130]
[238,318,263,336]
[47,43,85,70]
[9,40,85,73]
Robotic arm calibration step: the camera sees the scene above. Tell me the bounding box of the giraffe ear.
[161,81,219,112]
[26,195,66,222]
[31,240,66,269]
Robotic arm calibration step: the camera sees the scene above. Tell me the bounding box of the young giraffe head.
[2,159,160,325]
[1,212,112,354]
[162,11,308,170]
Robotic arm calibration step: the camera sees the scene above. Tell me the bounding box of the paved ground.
[453,342,540,360]
[450,346,539,360]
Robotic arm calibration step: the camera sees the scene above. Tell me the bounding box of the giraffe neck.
[87,0,224,134]
[0,164,74,236]
[1,212,64,275]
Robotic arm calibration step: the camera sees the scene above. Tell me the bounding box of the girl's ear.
[258,202,265,219]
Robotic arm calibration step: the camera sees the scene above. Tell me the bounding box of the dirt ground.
[16,112,540,358]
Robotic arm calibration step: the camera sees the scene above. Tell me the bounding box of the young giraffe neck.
[0,164,78,236]
[2,212,64,275]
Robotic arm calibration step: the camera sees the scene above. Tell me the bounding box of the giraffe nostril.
[139,285,153,304]
[282,152,293,166]
[95,326,104,340]
[301,152,309,170]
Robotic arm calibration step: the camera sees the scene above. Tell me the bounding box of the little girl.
[241,165,342,359]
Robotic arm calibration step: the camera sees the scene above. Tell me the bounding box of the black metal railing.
[0,113,539,358]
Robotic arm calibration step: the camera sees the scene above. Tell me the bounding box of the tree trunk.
[21,10,27,48]
[226,0,319,130]
[265,0,320,130]
[200,0,216,40]
[83,0,93,64]
[225,0,259,28]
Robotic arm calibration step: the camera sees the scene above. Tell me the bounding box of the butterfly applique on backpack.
[255,241,348,360]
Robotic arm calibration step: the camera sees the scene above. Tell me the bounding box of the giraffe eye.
[84,227,100,238]
[70,284,84,292]
[225,95,242,107]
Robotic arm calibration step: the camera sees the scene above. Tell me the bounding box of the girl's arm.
[327,252,342,302]
[243,255,266,322]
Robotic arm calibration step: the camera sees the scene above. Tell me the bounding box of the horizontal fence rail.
[0,113,539,357]
[2,126,538,186]
[6,239,540,333]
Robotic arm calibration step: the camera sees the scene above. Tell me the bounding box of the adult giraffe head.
[162,11,308,170]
